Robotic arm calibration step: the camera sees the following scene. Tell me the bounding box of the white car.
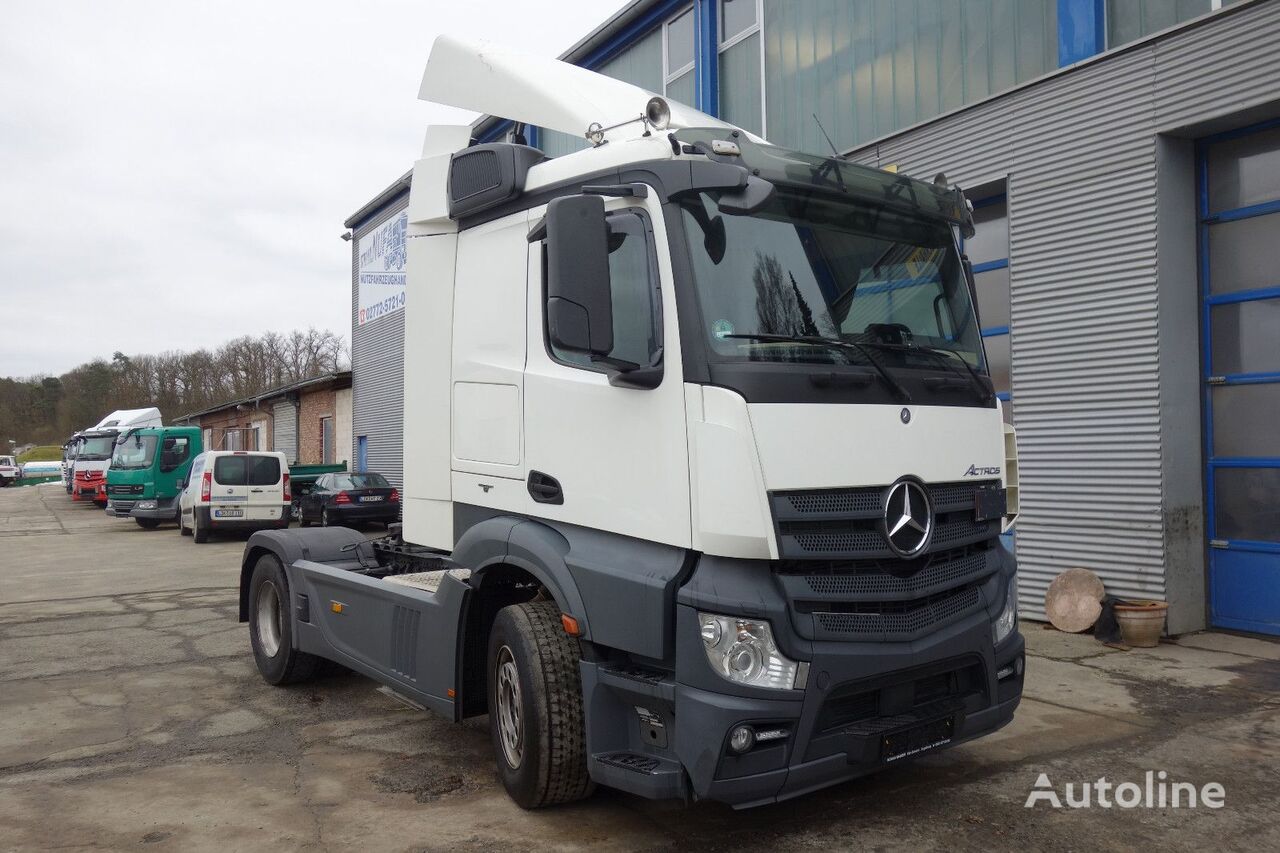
[178,451,291,543]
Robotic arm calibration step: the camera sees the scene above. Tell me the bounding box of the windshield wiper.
[853,339,993,404]
[722,334,911,401]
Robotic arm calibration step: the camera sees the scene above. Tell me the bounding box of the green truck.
[105,426,202,527]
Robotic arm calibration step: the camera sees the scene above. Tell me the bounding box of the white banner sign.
[357,211,407,326]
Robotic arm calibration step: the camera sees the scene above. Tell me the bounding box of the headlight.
[136,500,157,510]
[697,612,805,690]
[993,575,1018,645]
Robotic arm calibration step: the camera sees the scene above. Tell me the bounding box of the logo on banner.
[357,212,408,326]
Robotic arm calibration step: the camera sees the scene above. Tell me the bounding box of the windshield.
[111,435,158,470]
[77,435,117,461]
[333,474,389,490]
[679,189,985,371]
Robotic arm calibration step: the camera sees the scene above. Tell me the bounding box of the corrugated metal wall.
[351,196,409,488]
[844,0,1280,619]
[272,401,297,465]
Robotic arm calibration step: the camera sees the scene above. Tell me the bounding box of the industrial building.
[176,371,352,468]
[345,0,1280,635]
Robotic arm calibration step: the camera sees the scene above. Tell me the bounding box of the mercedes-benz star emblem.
[883,479,933,558]
[900,408,911,424]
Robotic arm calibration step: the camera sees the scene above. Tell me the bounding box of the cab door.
[244,454,284,522]
[522,198,691,548]
[209,454,250,522]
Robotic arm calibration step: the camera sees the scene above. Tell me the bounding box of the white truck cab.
[237,36,1022,811]
[72,408,162,503]
[179,451,291,543]
[0,456,19,486]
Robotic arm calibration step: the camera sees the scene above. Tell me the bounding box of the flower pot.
[1113,600,1168,648]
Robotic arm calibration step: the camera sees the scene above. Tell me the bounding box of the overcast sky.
[0,0,628,378]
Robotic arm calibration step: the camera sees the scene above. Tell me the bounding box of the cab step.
[591,752,687,801]
[383,568,471,593]
[597,664,675,702]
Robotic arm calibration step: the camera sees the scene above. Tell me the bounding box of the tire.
[193,511,209,543]
[300,506,311,528]
[487,600,593,809]
[248,553,318,685]
[135,517,161,530]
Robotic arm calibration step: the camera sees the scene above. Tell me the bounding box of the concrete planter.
[1114,600,1168,648]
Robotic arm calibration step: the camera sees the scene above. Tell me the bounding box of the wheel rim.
[495,645,524,769]
[322,509,329,526]
[256,581,283,658]
[291,503,301,521]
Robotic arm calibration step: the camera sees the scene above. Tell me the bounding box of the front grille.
[107,484,144,495]
[801,549,990,598]
[813,585,981,639]
[770,480,1000,560]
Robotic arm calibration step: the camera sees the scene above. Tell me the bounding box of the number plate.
[213,508,244,518]
[361,496,384,502]
[882,717,954,763]
[974,486,1007,522]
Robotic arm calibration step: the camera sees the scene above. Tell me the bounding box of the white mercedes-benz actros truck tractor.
[238,36,1023,809]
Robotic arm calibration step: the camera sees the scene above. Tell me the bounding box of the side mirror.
[545,194,612,355]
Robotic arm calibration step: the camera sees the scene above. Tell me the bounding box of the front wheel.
[248,553,318,685]
[135,517,162,530]
[487,600,593,809]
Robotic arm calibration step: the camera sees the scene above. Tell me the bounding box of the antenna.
[812,113,840,157]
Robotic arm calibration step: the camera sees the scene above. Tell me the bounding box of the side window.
[548,209,662,370]
[159,436,190,473]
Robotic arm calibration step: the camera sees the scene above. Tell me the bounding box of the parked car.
[297,472,400,528]
[177,451,290,543]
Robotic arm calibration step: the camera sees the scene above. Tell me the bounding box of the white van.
[178,450,290,543]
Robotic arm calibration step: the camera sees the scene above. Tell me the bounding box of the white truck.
[237,36,1023,809]
[71,407,163,503]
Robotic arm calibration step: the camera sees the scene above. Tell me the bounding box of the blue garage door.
[1199,120,1280,635]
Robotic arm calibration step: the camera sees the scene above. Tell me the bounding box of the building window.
[665,6,697,106]
[965,192,1013,422]
[762,0,1058,154]
[718,0,764,136]
[1106,0,1211,48]
[321,417,334,465]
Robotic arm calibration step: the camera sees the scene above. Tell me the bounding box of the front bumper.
[583,542,1024,808]
[673,611,1023,807]
[106,496,178,520]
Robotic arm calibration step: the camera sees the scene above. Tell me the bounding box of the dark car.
[298,472,400,528]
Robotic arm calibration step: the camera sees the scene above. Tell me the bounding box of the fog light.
[136,500,157,510]
[729,725,755,754]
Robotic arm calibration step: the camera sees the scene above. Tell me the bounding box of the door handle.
[250,488,264,493]
[527,471,563,505]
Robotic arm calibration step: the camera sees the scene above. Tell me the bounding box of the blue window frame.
[1197,117,1280,636]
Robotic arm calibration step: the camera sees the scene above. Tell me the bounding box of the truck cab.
[238,36,1022,810]
[72,408,163,504]
[104,426,201,527]
[0,456,18,487]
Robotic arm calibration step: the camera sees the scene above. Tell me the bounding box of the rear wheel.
[248,553,318,685]
[135,517,161,530]
[487,600,593,809]
[192,511,209,543]
[321,507,333,528]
